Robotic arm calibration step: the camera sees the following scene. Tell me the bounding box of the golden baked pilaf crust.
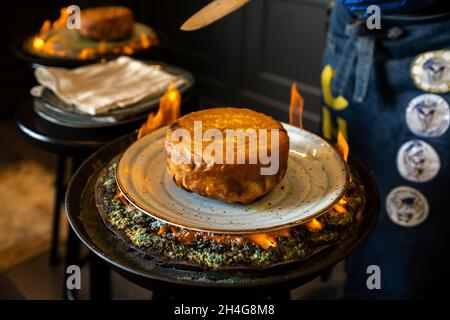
[79,6,134,41]
[165,108,289,204]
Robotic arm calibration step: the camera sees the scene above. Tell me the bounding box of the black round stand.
[65,131,380,300]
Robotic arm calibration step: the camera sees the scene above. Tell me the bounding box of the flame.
[32,19,51,51]
[30,7,156,59]
[306,218,323,232]
[137,81,181,139]
[333,203,347,214]
[289,83,304,129]
[246,234,277,249]
[33,37,45,50]
[336,131,349,162]
[157,226,167,236]
[40,20,52,35]
[98,42,106,55]
[111,183,290,250]
[79,48,95,60]
[328,197,349,217]
[289,83,330,234]
[113,191,130,208]
[31,7,70,55]
[52,7,71,29]
[140,32,151,49]
[123,45,134,55]
[245,229,291,250]
[112,187,291,249]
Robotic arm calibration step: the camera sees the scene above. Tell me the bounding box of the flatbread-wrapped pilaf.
[165,108,290,204]
[79,6,134,41]
[95,157,365,269]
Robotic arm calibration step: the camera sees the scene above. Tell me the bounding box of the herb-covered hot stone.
[95,157,365,269]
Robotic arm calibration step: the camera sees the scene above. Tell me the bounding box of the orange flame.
[336,131,349,162]
[306,218,323,232]
[246,234,277,249]
[32,37,45,50]
[245,229,291,250]
[137,82,181,139]
[140,32,151,49]
[122,45,134,55]
[31,7,156,59]
[157,226,168,236]
[98,42,106,55]
[328,198,348,217]
[114,192,130,208]
[289,83,304,129]
[32,7,70,54]
[40,20,52,35]
[79,48,96,60]
[32,19,51,51]
[333,203,347,215]
[52,7,71,29]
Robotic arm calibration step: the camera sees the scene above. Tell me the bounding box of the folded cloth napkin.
[34,56,187,115]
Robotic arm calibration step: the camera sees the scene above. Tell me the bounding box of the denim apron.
[322,2,450,299]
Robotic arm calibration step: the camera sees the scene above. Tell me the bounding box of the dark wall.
[143,0,329,131]
[0,1,74,116]
[2,0,329,131]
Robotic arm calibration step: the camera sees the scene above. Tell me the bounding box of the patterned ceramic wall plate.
[405,94,450,138]
[386,186,429,227]
[411,50,450,93]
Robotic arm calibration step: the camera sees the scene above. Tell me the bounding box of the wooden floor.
[0,248,346,300]
[0,248,152,300]
[0,115,346,300]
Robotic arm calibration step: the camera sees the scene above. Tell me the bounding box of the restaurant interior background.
[0,0,344,300]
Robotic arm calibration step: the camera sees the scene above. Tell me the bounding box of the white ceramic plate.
[116,124,349,234]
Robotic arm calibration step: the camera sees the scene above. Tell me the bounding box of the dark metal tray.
[12,32,165,68]
[32,61,194,129]
[65,132,379,296]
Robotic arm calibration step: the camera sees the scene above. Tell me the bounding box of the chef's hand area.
[0,0,447,315]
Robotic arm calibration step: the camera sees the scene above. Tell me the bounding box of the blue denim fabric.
[322,2,450,299]
[340,0,440,14]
